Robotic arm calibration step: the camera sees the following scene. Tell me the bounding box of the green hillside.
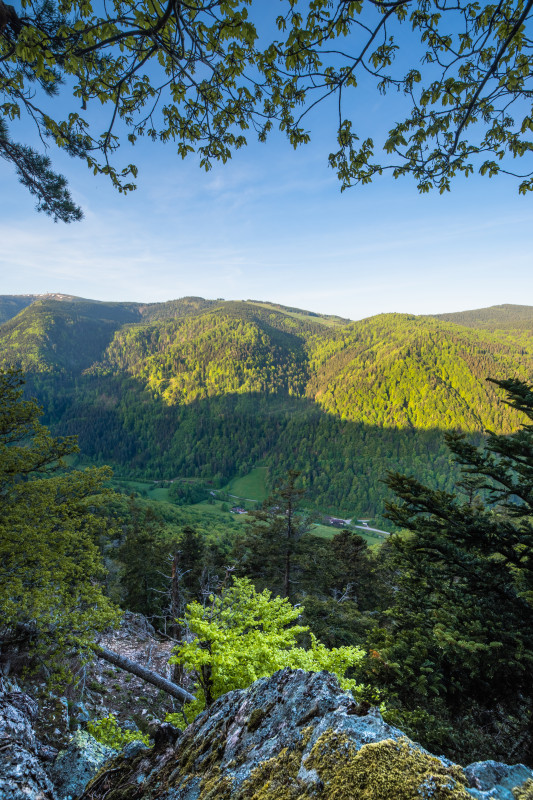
[138,296,221,322]
[0,298,143,372]
[307,313,533,432]
[1,296,531,522]
[245,300,351,328]
[430,303,533,330]
[88,301,334,403]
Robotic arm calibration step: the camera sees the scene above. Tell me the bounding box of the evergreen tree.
[298,530,387,651]
[117,497,168,621]
[234,471,313,599]
[177,526,206,599]
[374,379,533,762]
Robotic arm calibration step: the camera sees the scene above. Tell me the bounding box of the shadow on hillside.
[23,373,476,521]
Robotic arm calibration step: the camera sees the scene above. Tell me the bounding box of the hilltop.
[429,303,533,330]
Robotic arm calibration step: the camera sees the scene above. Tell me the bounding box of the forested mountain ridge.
[89,302,336,403]
[0,298,143,372]
[307,313,533,433]
[428,303,533,330]
[0,295,531,519]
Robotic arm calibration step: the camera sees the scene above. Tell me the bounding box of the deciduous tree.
[0,369,120,671]
[168,576,365,720]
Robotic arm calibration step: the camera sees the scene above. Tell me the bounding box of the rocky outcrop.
[50,731,117,800]
[0,679,118,800]
[465,762,533,800]
[77,669,533,800]
[0,677,57,800]
[2,669,532,800]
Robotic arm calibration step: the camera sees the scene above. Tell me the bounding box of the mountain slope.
[0,295,37,324]
[308,313,533,433]
[90,301,337,403]
[0,296,531,519]
[0,299,143,372]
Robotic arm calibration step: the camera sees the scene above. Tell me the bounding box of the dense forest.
[2,367,532,768]
[0,295,531,521]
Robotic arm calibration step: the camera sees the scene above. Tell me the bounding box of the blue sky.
[1,7,532,321]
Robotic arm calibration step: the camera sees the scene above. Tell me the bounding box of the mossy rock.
[77,670,531,800]
[233,731,470,800]
[513,779,533,800]
[306,732,471,800]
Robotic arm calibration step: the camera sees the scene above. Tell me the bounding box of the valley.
[0,294,531,526]
[2,295,533,769]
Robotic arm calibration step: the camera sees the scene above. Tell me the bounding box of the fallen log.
[93,644,195,704]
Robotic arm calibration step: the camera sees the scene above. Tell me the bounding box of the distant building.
[230,506,247,514]
[323,515,351,528]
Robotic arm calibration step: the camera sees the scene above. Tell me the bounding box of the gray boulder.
[0,677,57,800]
[50,730,117,800]
[77,668,500,800]
[464,761,533,800]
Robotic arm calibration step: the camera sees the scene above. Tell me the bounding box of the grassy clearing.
[112,472,386,545]
[111,478,171,502]
[311,523,384,546]
[148,486,171,501]
[193,499,249,522]
[225,467,268,503]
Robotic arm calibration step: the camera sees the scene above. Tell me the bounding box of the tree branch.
[448,0,533,157]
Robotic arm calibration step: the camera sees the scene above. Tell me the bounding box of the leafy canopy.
[168,576,365,720]
[0,368,120,670]
[2,0,533,220]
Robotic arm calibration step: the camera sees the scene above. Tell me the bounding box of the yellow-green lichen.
[203,728,473,800]
[305,732,472,800]
[235,745,307,800]
[198,765,233,800]
[513,779,533,800]
[79,723,479,800]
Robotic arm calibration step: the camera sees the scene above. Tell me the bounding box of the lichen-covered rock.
[50,730,117,800]
[464,761,533,800]
[0,677,58,800]
[79,668,520,800]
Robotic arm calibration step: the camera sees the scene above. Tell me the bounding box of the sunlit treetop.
[1,0,532,221]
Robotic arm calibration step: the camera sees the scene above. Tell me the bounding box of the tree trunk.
[283,495,293,599]
[93,644,195,704]
[169,552,184,684]
[283,546,291,599]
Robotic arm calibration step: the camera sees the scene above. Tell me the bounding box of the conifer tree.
[234,471,313,599]
[117,497,168,621]
[376,379,533,761]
